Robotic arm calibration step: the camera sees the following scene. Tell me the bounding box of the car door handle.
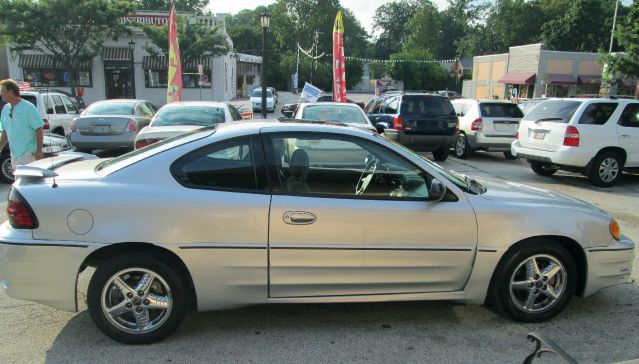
[620,134,630,138]
[283,211,316,225]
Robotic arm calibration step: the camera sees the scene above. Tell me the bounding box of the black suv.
[365,93,459,161]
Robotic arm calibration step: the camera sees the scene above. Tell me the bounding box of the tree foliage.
[602,0,639,83]
[134,0,208,12]
[0,0,135,96]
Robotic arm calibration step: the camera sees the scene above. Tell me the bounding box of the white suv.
[512,98,639,187]
[20,90,81,137]
[451,99,523,159]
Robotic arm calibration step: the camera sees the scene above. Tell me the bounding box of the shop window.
[23,68,92,87]
[145,69,211,88]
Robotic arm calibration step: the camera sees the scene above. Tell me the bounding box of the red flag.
[167,3,182,103]
[18,81,31,91]
[332,10,347,102]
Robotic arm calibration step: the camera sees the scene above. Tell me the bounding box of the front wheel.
[488,241,576,322]
[87,253,188,344]
[530,161,557,176]
[432,146,450,161]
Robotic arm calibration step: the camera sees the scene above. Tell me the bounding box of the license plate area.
[93,124,111,133]
[533,131,546,140]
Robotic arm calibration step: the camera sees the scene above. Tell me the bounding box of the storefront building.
[1,11,262,107]
[462,43,638,100]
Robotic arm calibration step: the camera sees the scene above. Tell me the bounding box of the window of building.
[145,69,212,88]
[23,68,92,87]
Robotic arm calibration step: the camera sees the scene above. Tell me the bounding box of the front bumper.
[0,224,98,311]
[583,235,635,297]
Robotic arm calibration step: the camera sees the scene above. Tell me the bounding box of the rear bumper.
[583,236,635,297]
[467,132,516,151]
[0,223,99,312]
[385,130,458,152]
[511,140,592,167]
[70,131,136,151]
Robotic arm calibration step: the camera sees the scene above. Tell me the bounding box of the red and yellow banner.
[332,9,347,102]
[167,3,182,103]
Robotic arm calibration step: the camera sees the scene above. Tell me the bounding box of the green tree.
[601,0,639,86]
[388,49,452,90]
[134,0,208,12]
[439,0,487,59]
[0,0,135,96]
[372,0,425,59]
[404,1,442,57]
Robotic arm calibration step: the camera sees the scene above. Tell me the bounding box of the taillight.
[516,131,519,140]
[71,118,77,132]
[471,118,483,131]
[455,118,460,132]
[128,119,137,132]
[563,125,580,147]
[42,119,49,130]
[7,188,38,229]
[393,116,404,131]
[135,138,160,149]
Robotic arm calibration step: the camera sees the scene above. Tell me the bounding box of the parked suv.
[20,90,81,137]
[511,98,639,187]
[366,93,458,161]
[451,99,523,159]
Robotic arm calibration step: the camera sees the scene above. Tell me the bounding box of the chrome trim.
[0,241,88,248]
[269,243,474,252]
[178,243,266,250]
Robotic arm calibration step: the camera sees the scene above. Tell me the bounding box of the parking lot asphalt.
[0,94,638,363]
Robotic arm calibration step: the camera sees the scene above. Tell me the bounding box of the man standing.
[0,79,44,170]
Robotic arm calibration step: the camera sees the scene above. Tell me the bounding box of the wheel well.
[80,242,197,303]
[595,147,627,165]
[52,126,65,136]
[493,236,588,297]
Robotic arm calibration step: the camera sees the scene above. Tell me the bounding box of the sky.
[208,0,449,36]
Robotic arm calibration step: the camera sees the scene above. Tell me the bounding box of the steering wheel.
[355,156,379,195]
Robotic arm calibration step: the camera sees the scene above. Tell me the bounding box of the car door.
[264,131,478,298]
[48,94,69,136]
[617,102,639,167]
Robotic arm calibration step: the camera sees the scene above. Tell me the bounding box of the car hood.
[477,178,608,217]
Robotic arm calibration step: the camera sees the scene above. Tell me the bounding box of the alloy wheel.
[509,254,567,314]
[455,135,466,156]
[598,157,619,183]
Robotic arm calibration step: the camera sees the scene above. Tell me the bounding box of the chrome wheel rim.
[2,158,14,182]
[509,254,567,314]
[598,158,619,183]
[101,268,172,335]
[455,136,466,155]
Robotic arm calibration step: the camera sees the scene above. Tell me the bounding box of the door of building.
[104,62,135,99]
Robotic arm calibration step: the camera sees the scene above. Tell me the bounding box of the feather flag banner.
[167,3,182,103]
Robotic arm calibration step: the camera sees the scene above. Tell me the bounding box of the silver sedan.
[0,120,634,344]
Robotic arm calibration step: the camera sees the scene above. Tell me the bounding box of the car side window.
[618,103,639,128]
[51,95,66,114]
[139,103,154,117]
[146,102,157,115]
[384,97,399,114]
[265,133,434,200]
[578,103,618,125]
[228,105,243,121]
[171,136,266,192]
[61,96,79,114]
[44,96,55,114]
[366,98,384,114]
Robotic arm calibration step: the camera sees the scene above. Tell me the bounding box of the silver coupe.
[0,120,634,344]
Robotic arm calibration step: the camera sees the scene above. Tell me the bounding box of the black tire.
[503,151,518,160]
[588,151,623,187]
[52,128,65,137]
[488,240,577,322]
[530,161,557,176]
[0,153,14,184]
[454,134,472,159]
[87,253,188,344]
[432,146,450,161]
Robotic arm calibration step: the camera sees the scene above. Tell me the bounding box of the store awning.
[102,47,132,61]
[548,74,577,85]
[19,53,91,69]
[142,56,210,71]
[578,75,601,85]
[498,73,536,84]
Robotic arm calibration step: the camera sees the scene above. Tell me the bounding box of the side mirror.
[429,179,447,202]
[375,122,389,134]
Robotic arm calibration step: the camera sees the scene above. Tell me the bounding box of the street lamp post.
[260,11,271,119]
[128,40,136,99]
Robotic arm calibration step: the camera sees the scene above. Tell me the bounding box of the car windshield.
[400,95,456,116]
[301,105,369,124]
[85,102,136,116]
[480,103,524,118]
[152,106,226,126]
[95,127,216,175]
[252,89,273,98]
[524,100,582,123]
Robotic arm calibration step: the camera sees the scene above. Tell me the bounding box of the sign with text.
[301,82,322,102]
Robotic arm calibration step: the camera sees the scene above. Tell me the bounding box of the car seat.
[286,149,310,193]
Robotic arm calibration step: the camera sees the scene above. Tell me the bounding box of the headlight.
[610,218,620,241]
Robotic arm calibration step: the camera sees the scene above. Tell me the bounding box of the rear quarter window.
[578,103,618,125]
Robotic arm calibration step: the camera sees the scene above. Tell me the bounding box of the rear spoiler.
[13,152,98,179]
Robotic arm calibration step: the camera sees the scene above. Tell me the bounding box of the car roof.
[299,102,361,108]
[214,118,374,136]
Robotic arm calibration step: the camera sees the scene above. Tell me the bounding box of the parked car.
[1,120,633,344]
[451,99,523,159]
[251,88,276,113]
[134,102,244,149]
[293,102,377,133]
[0,133,75,183]
[281,96,365,118]
[19,90,82,137]
[437,90,462,100]
[518,98,548,116]
[69,99,157,153]
[267,87,278,105]
[365,92,458,161]
[511,98,639,186]
[30,88,87,110]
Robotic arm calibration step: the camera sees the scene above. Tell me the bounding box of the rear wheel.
[589,151,623,187]
[503,151,518,160]
[530,161,557,176]
[454,134,472,159]
[0,153,14,184]
[87,253,188,344]
[432,146,450,161]
[488,241,576,322]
